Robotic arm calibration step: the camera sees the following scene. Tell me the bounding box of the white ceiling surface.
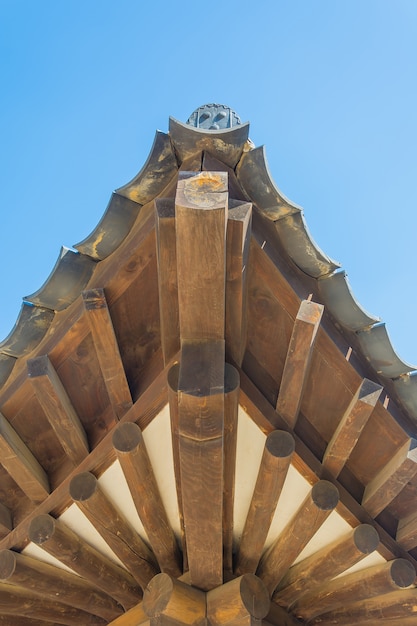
[23,403,385,579]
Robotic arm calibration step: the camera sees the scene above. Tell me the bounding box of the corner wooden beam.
[112,422,182,578]
[0,582,107,626]
[69,471,159,588]
[27,355,89,465]
[207,575,270,626]
[235,430,295,576]
[322,378,382,478]
[143,573,206,626]
[82,288,132,420]
[175,171,228,343]
[0,413,49,503]
[362,437,417,518]
[0,549,123,621]
[257,480,339,596]
[28,514,141,610]
[155,199,180,364]
[223,364,240,573]
[225,200,252,366]
[308,588,417,625]
[273,524,380,608]
[276,300,323,428]
[293,558,416,621]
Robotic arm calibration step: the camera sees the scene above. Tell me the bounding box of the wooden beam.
[397,509,417,551]
[28,513,141,610]
[167,363,187,567]
[27,355,89,465]
[308,588,417,625]
[0,412,49,503]
[225,200,252,366]
[322,378,382,478]
[362,437,417,517]
[256,480,339,596]
[178,341,225,591]
[82,288,132,420]
[293,558,416,621]
[223,364,239,573]
[155,199,180,364]
[207,575,270,626]
[273,524,380,608]
[107,602,148,626]
[69,471,159,588]
[0,503,12,536]
[0,616,65,626]
[235,430,295,576]
[0,548,123,621]
[175,170,228,343]
[143,573,206,625]
[0,582,107,625]
[112,422,182,578]
[276,300,323,428]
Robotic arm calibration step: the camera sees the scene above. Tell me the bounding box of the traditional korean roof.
[0,104,416,625]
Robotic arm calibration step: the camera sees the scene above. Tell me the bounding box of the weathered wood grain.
[223,364,239,573]
[143,573,205,625]
[397,508,417,551]
[235,430,295,576]
[207,574,270,626]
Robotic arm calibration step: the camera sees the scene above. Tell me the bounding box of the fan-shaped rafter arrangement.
[0,105,416,625]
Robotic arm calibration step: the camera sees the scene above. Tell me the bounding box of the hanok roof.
[0,104,416,625]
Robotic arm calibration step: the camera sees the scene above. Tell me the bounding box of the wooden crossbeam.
[0,549,123,621]
[256,480,339,596]
[362,437,417,517]
[293,558,416,621]
[273,524,380,608]
[223,364,240,573]
[155,199,180,364]
[276,300,323,428]
[69,471,159,588]
[397,509,417,551]
[175,171,228,343]
[322,378,382,477]
[178,340,225,591]
[82,288,132,420]
[235,430,295,576]
[207,575,270,626]
[143,573,206,626]
[0,504,12,536]
[0,412,49,503]
[0,616,65,626]
[27,355,89,465]
[308,588,417,625]
[0,582,106,625]
[225,200,252,366]
[112,422,182,578]
[28,514,141,610]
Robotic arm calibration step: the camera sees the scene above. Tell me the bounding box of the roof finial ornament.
[186,104,241,130]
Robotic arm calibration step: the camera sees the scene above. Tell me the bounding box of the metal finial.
[186,104,241,130]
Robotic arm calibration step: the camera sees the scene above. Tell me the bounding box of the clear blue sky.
[1,1,416,364]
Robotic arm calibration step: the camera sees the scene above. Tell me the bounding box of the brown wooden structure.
[0,103,417,624]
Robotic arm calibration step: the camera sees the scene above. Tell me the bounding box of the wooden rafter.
[112,422,182,578]
[235,430,295,576]
[207,575,270,626]
[0,413,49,503]
[257,480,339,596]
[28,514,141,610]
[69,471,159,588]
[397,509,417,551]
[223,363,239,573]
[276,300,323,428]
[0,549,123,621]
[143,573,206,626]
[82,288,132,420]
[273,524,380,608]
[362,437,417,517]
[0,504,11,536]
[27,355,89,465]
[322,378,382,478]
